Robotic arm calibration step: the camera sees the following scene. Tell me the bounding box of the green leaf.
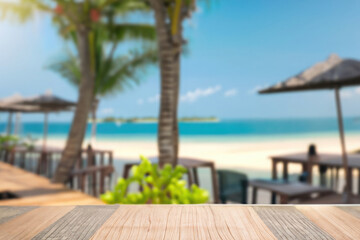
[100,155,209,204]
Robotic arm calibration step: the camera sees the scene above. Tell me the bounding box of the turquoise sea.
[2,117,360,141]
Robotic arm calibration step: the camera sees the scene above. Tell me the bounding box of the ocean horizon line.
[2,115,360,124]
[2,118,360,141]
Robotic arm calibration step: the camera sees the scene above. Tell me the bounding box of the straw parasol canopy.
[0,94,42,113]
[0,92,76,149]
[18,91,76,110]
[16,92,77,149]
[259,54,360,200]
[0,94,43,135]
[259,54,360,93]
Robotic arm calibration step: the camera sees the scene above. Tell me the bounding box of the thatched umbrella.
[0,94,41,135]
[0,92,76,149]
[16,92,76,149]
[20,92,76,109]
[259,54,360,198]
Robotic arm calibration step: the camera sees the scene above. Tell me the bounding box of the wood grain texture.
[1,205,359,240]
[337,206,360,219]
[0,206,37,224]
[208,205,277,239]
[33,205,118,240]
[297,206,360,240]
[254,206,334,240]
[0,162,102,206]
[91,205,179,240]
[91,205,276,240]
[0,206,74,240]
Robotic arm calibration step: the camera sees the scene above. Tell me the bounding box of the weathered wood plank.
[0,206,74,240]
[297,206,360,240]
[0,206,37,224]
[0,192,102,206]
[91,205,170,240]
[337,206,360,219]
[0,205,359,239]
[0,162,102,206]
[33,205,118,240]
[209,205,277,239]
[254,206,333,240]
[92,205,276,240]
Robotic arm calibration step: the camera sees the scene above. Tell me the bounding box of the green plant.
[0,135,19,151]
[101,156,209,204]
[0,134,38,151]
[22,135,38,150]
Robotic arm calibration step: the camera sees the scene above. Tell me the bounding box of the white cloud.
[180,85,222,103]
[148,94,160,103]
[101,108,114,115]
[248,84,268,95]
[224,88,238,97]
[137,98,144,105]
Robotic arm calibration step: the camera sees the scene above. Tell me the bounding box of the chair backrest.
[217,170,248,204]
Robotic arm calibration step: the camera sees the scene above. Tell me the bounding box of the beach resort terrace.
[2,0,360,238]
[1,142,360,239]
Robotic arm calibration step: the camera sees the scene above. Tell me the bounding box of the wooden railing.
[0,144,114,197]
[70,165,114,197]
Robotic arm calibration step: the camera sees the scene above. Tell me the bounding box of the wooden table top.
[249,180,333,197]
[128,156,215,168]
[270,152,360,168]
[0,162,103,206]
[0,205,359,239]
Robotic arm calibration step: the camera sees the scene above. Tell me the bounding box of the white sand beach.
[45,134,360,203]
[47,133,360,173]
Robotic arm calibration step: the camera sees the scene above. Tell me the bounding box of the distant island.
[90,117,219,123]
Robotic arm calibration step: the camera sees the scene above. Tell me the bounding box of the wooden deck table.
[123,157,220,203]
[0,205,360,239]
[270,153,360,193]
[249,180,334,204]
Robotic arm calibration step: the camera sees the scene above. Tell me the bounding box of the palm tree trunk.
[53,26,95,183]
[90,98,99,145]
[150,0,182,166]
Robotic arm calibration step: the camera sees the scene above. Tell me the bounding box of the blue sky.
[2,0,360,122]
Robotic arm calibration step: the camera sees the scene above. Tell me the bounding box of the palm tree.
[49,43,157,144]
[147,0,197,166]
[1,0,154,183]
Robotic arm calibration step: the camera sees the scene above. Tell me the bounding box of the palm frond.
[47,52,81,88]
[0,2,35,22]
[103,0,151,14]
[0,0,53,22]
[108,23,156,42]
[48,44,158,98]
[96,47,158,97]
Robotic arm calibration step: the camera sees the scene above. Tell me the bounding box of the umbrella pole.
[6,112,13,136]
[14,113,21,136]
[335,88,351,200]
[43,112,48,151]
